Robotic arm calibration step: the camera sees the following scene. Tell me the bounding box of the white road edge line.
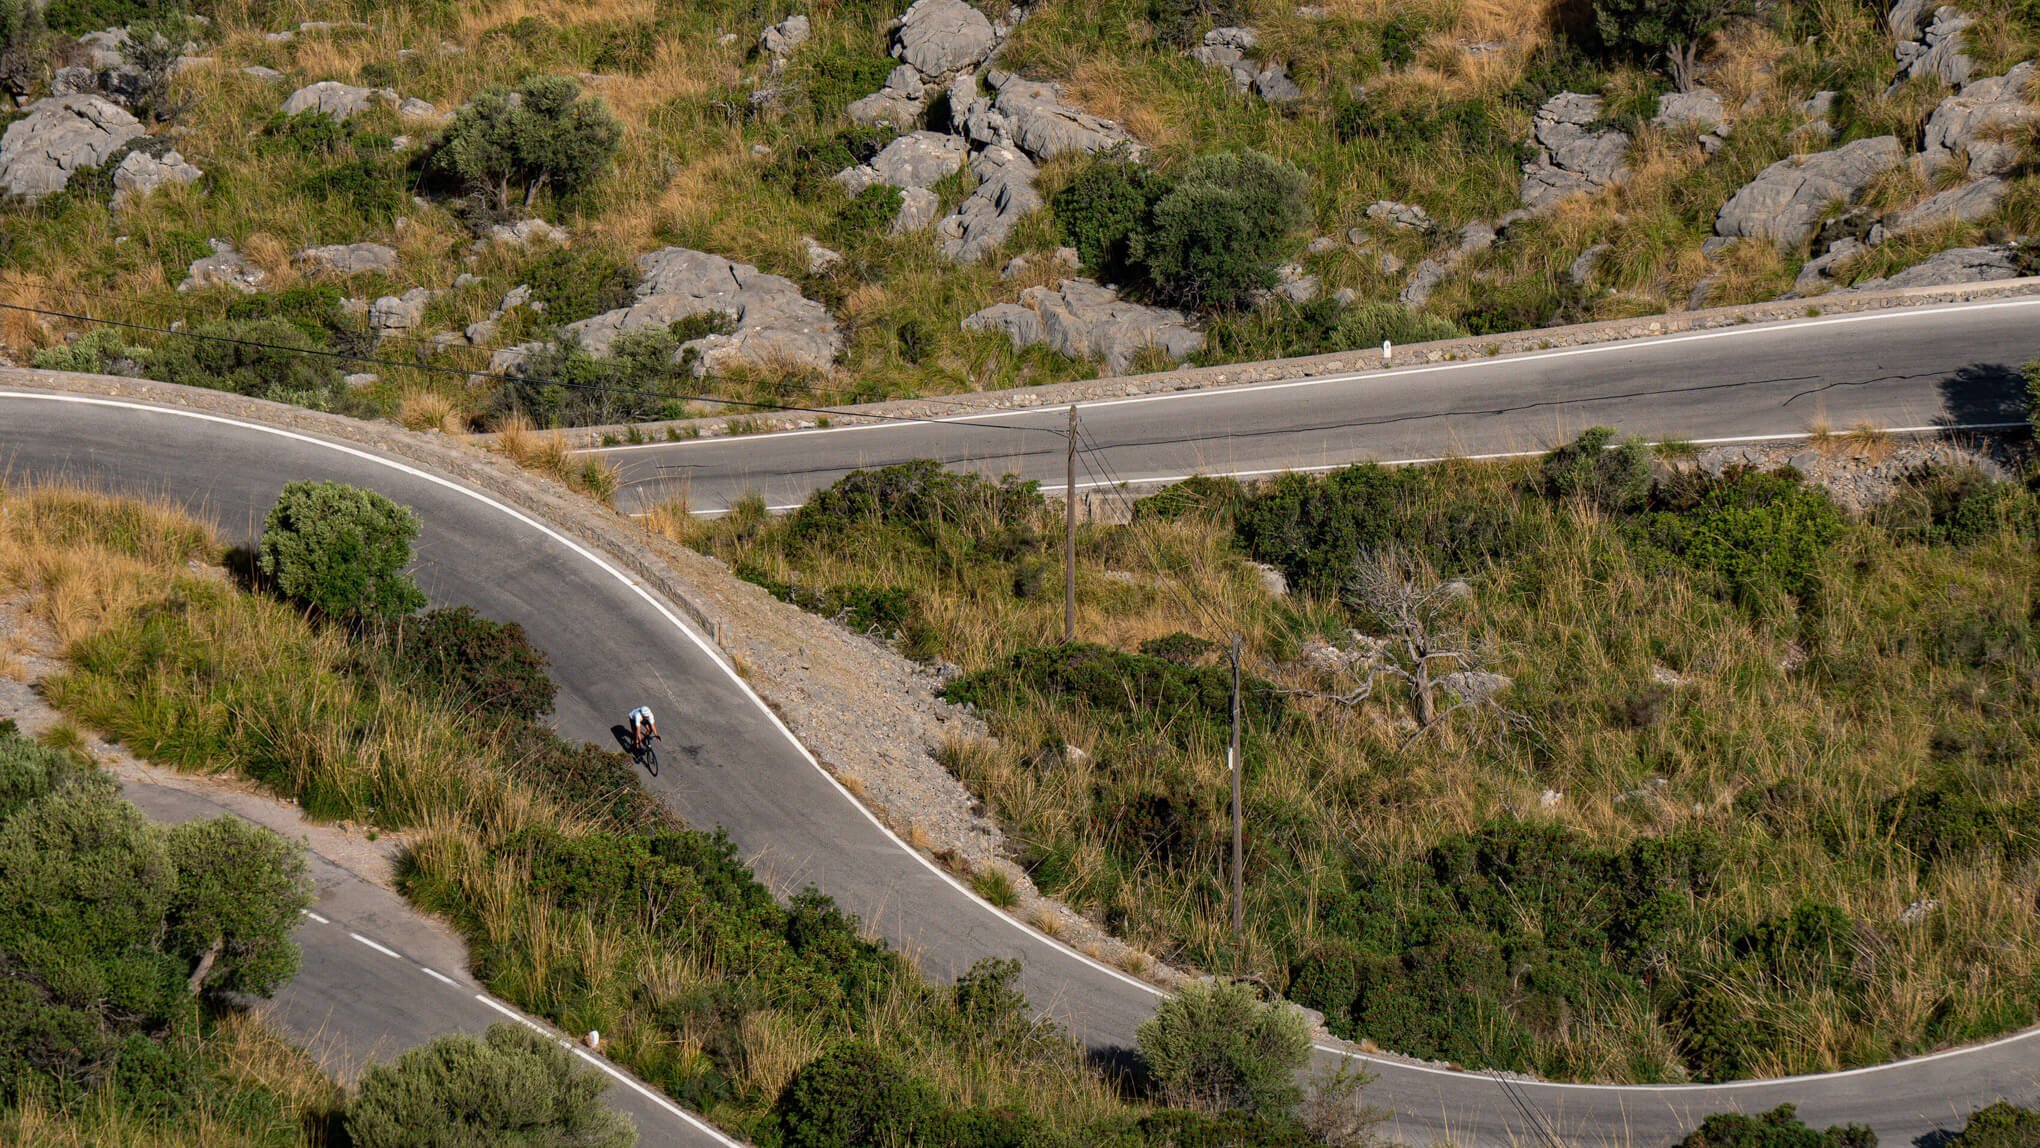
[579,295,2040,454]
[420,966,460,987]
[349,931,403,960]
[13,389,2039,1100]
[302,909,330,925]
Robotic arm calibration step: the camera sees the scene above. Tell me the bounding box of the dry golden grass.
[397,387,465,434]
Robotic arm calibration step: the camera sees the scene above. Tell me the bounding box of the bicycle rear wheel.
[643,745,658,776]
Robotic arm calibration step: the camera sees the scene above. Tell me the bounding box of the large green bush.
[1871,465,2038,547]
[943,642,1284,743]
[1676,1103,1875,1148]
[432,74,623,212]
[147,316,345,408]
[1051,151,1163,282]
[1629,469,1844,606]
[772,1042,944,1148]
[1132,151,1310,313]
[1592,0,1769,89]
[257,480,427,624]
[345,1023,634,1148]
[791,460,1043,549]
[164,817,310,999]
[1541,426,1652,513]
[496,327,695,427]
[395,606,557,721]
[1949,1102,2040,1147]
[1135,979,1310,1115]
[520,246,641,325]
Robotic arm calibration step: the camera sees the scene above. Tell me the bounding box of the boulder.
[480,217,568,247]
[1566,242,1610,285]
[280,80,397,122]
[0,95,144,201]
[936,143,1043,262]
[1520,92,1630,210]
[963,277,1201,373]
[1891,4,1976,91]
[1917,63,2040,178]
[397,97,438,119]
[1441,670,1511,702]
[1364,199,1432,230]
[970,71,1142,160]
[241,65,284,80]
[110,147,201,207]
[1192,26,1299,101]
[892,185,941,233]
[1883,176,2009,235]
[369,286,434,337]
[852,129,970,190]
[1271,263,1318,303]
[555,247,841,375]
[1398,258,1450,307]
[803,236,844,274]
[177,238,267,293]
[1791,236,1865,295]
[1653,87,1727,135]
[1853,245,2022,290]
[846,65,928,128]
[297,241,400,276]
[760,14,811,55]
[893,0,996,81]
[1712,135,1904,245]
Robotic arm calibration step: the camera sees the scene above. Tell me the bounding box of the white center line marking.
[420,966,460,987]
[302,910,330,925]
[349,932,403,960]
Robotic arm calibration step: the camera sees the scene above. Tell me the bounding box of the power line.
[0,297,1061,438]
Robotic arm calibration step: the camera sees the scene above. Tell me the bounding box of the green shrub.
[500,725,672,832]
[1149,0,1245,47]
[431,75,623,212]
[1872,465,2038,546]
[1541,426,1652,513]
[1052,150,1163,281]
[394,606,557,721]
[521,246,641,325]
[832,183,904,241]
[256,480,427,624]
[31,328,142,375]
[2024,356,2040,427]
[952,957,1030,1030]
[791,461,1043,548]
[1099,1110,1320,1147]
[39,0,178,35]
[1629,469,1844,606]
[1201,298,1468,363]
[1135,979,1310,1115]
[1333,97,1518,158]
[0,0,49,98]
[943,642,1284,743]
[1132,475,1247,525]
[498,327,694,427]
[766,125,893,200]
[772,1041,943,1148]
[1592,0,1766,89]
[1879,774,2040,872]
[345,1023,634,1148]
[1949,1101,2040,1147]
[1131,150,1310,313]
[1676,1103,1876,1148]
[786,41,897,122]
[747,576,917,639]
[0,727,98,821]
[146,317,344,408]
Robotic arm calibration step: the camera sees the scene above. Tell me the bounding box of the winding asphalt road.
[593,296,2040,516]
[6,297,2040,1147]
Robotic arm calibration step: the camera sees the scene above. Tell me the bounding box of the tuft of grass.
[972,867,1022,909]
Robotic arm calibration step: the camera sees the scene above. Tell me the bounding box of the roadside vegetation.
[7,0,2040,428]
[672,434,2040,1084]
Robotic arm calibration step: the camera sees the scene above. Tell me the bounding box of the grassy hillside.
[4,0,2037,429]
[672,439,2040,1084]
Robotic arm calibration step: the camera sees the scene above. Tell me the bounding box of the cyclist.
[627,705,660,754]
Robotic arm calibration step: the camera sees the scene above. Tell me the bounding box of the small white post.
[1382,339,1392,366]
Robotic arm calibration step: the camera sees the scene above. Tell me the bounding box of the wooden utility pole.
[1229,634,1244,940]
[1064,404,1078,643]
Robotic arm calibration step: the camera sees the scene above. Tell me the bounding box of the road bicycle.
[631,733,660,777]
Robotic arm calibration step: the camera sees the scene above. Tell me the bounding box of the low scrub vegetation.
[674,435,2040,1083]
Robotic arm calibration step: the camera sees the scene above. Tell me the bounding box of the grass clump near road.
[4,479,1348,1144]
[674,436,2040,1084]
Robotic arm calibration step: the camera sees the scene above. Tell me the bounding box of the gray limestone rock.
[1398,258,1450,307]
[892,185,941,233]
[865,129,971,189]
[177,238,267,293]
[1884,176,2009,234]
[1566,242,1611,285]
[110,147,201,207]
[281,80,397,123]
[465,318,499,345]
[803,236,844,274]
[1712,135,1904,245]
[0,94,144,201]
[241,65,284,80]
[1520,92,1630,210]
[1192,26,1299,101]
[936,144,1043,263]
[1791,236,1864,294]
[1365,199,1432,230]
[894,0,996,81]
[554,247,841,376]
[297,242,400,276]
[1272,263,1318,303]
[1454,220,1497,256]
[1853,244,2022,290]
[846,66,929,128]
[398,97,438,119]
[1917,63,2040,178]
[1891,4,1976,91]
[760,14,811,55]
[983,72,1141,161]
[370,287,434,337]
[963,277,1201,373]
[481,218,569,247]
[1653,87,1727,134]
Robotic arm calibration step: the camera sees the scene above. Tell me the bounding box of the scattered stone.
[1192,26,1300,101]
[1539,788,1563,808]
[0,94,144,201]
[1520,92,1631,210]
[1376,251,1406,276]
[760,14,811,56]
[1898,898,1940,926]
[936,143,1042,263]
[1365,199,1432,231]
[464,318,499,345]
[1917,64,2040,178]
[241,65,283,80]
[1331,287,1357,305]
[963,278,1201,374]
[496,285,532,313]
[110,147,201,207]
[280,80,398,123]
[343,371,378,389]
[1441,670,1511,702]
[1653,87,1727,133]
[961,70,1142,160]
[803,236,844,274]
[1851,244,2022,290]
[480,217,568,248]
[1566,242,1611,285]
[1650,663,1689,686]
[1883,177,2009,235]
[1791,236,1865,294]
[892,185,941,233]
[177,238,267,293]
[1398,258,1450,307]
[296,242,399,276]
[893,0,996,81]
[1249,561,1287,597]
[1271,263,1319,303]
[1454,220,1497,257]
[1712,135,1904,245]
[1788,450,1822,473]
[369,287,434,340]
[397,97,438,119]
[1615,777,1670,805]
[1305,235,1341,255]
[1890,2,1976,92]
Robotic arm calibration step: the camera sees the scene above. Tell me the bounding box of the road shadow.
[608,724,635,753]
[1936,362,2026,427]
[1914,1131,1957,1147]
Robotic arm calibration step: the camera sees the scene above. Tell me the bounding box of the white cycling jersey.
[628,706,655,728]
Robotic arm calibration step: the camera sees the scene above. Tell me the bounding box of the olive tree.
[1593,0,1773,91]
[433,75,623,214]
[166,817,312,998]
[1132,150,1309,312]
[257,480,426,624]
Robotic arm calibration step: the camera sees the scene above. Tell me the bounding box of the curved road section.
[2,355,2035,1144]
[594,296,2040,515]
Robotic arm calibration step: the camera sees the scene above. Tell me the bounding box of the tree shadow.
[220,543,265,593]
[1935,362,2027,428]
[1086,1044,1157,1102]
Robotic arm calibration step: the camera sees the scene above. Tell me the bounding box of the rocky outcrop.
[1365,199,1432,231]
[935,143,1041,262]
[760,14,810,56]
[847,65,928,129]
[964,278,1201,373]
[177,239,267,293]
[959,70,1142,161]
[836,129,970,193]
[1917,63,2040,178]
[508,247,841,376]
[1884,176,2008,234]
[893,185,941,232]
[1192,27,1300,102]
[369,287,434,341]
[803,236,844,274]
[1520,92,1630,210]
[297,242,400,276]
[480,218,568,248]
[110,147,201,207]
[1854,244,2022,289]
[1712,135,1904,246]
[893,0,996,81]
[1791,237,1866,294]
[1653,87,1729,152]
[280,80,397,122]
[1889,0,1977,91]
[1566,243,1611,285]
[0,95,144,201]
